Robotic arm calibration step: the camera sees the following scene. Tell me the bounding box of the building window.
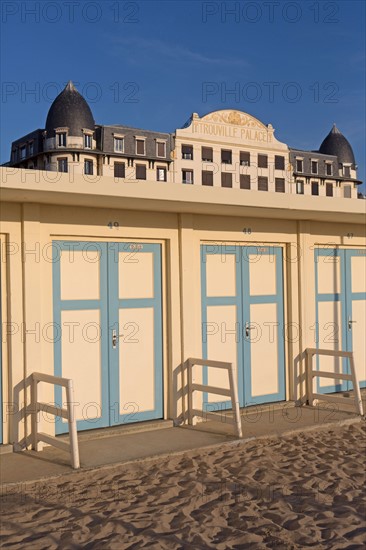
[240,175,250,189]
[221,173,232,187]
[202,170,213,186]
[311,181,319,195]
[182,169,193,184]
[311,161,318,174]
[275,155,285,170]
[136,164,146,179]
[114,137,124,153]
[326,163,333,176]
[28,142,34,156]
[182,145,193,160]
[57,133,67,147]
[221,150,232,164]
[156,141,166,158]
[275,178,285,193]
[84,160,93,175]
[343,165,351,178]
[258,176,268,191]
[258,154,268,169]
[326,183,333,197]
[240,151,250,166]
[202,147,213,162]
[20,145,27,159]
[58,158,68,173]
[136,139,145,155]
[114,162,125,178]
[296,180,304,194]
[84,134,92,149]
[157,167,167,181]
[296,159,303,172]
[344,185,351,198]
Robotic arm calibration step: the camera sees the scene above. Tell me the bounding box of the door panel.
[242,246,286,405]
[345,250,366,389]
[53,242,109,433]
[108,242,163,425]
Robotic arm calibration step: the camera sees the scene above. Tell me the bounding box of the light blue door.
[53,241,163,434]
[201,244,286,409]
[315,248,366,394]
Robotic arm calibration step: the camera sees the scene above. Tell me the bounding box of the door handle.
[112,330,124,348]
[348,317,356,330]
[245,322,254,338]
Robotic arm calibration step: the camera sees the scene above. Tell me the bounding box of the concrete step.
[0,444,13,455]
[57,419,174,443]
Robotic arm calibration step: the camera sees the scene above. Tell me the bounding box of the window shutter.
[221,173,232,187]
[275,156,285,170]
[258,154,268,169]
[202,170,213,186]
[258,177,268,191]
[240,152,250,166]
[275,178,285,193]
[114,163,125,178]
[136,164,146,179]
[240,175,250,189]
[202,147,213,161]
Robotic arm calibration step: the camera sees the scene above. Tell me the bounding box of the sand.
[1,423,365,549]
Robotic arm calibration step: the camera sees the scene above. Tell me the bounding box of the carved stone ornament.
[201,110,266,129]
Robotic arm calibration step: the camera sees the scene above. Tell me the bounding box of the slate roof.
[319,124,356,165]
[45,81,95,138]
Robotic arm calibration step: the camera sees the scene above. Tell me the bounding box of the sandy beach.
[1,423,365,549]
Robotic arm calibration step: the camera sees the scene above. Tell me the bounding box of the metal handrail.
[31,372,80,469]
[305,348,363,416]
[187,358,242,438]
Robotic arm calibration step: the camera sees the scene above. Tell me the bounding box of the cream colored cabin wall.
[0,204,25,446]
[1,181,365,445]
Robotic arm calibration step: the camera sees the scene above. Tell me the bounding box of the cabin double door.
[53,241,163,434]
[201,244,286,409]
[315,248,366,393]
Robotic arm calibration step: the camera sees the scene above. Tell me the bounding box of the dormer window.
[28,142,34,156]
[57,132,67,147]
[311,160,318,174]
[83,133,92,149]
[114,136,124,153]
[20,145,27,160]
[296,159,303,172]
[343,165,351,178]
[156,141,166,158]
[135,138,146,156]
[325,162,333,176]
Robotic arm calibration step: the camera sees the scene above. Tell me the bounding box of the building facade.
[7,81,362,198]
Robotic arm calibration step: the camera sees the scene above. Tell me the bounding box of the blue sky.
[1,0,365,192]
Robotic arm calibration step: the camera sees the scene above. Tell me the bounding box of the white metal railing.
[305,348,364,416]
[187,358,243,438]
[30,372,80,469]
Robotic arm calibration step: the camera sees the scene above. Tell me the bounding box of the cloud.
[110,36,249,68]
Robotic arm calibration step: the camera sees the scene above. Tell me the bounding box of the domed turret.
[45,81,95,138]
[319,124,355,165]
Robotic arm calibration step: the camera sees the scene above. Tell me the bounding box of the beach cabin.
[0,83,365,451]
